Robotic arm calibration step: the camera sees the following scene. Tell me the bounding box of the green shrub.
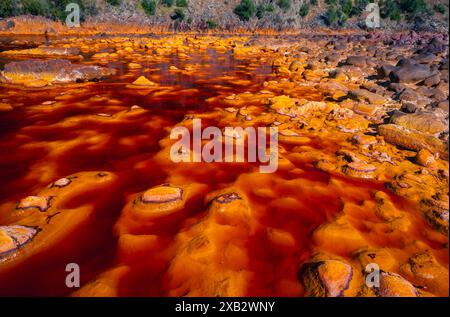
[340,0,353,15]
[47,0,87,21]
[277,0,291,11]
[350,0,369,16]
[142,0,156,16]
[21,0,50,16]
[0,0,98,19]
[266,3,275,12]
[434,3,446,14]
[299,3,309,17]
[207,20,217,29]
[0,0,17,18]
[326,0,338,6]
[256,4,265,19]
[171,7,185,20]
[176,0,188,7]
[399,0,430,14]
[325,5,348,26]
[106,0,120,6]
[390,7,401,20]
[233,0,256,21]
[380,0,401,20]
[310,0,318,6]
[162,0,174,7]
[325,5,338,25]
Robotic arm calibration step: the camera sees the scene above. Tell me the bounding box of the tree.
[21,0,50,16]
[207,20,217,29]
[277,0,291,11]
[234,0,256,21]
[380,0,401,21]
[142,0,156,16]
[299,3,310,17]
[350,0,369,16]
[106,0,120,6]
[400,0,428,14]
[162,0,174,7]
[434,3,446,14]
[176,0,188,7]
[340,0,353,15]
[325,5,348,26]
[0,0,17,18]
[171,8,185,20]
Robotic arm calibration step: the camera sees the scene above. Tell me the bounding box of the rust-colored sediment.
[0,33,448,297]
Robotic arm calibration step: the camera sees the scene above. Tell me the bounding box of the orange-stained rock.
[71,266,130,297]
[421,194,449,236]
[400,251,449,296]
[378,124,448,160]
[354,248,398,273]
[299,258,354,297]
[415,149,436,167]
[0,225,40,261]
[164,190,254,296]
[342,161,377,179]
[363,272,419,297]
[313,215,368,256]
[391,113,447,136]
[114,183,208,235]
[373,191,404,222]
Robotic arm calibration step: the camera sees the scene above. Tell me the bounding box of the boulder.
[390,63,436,84]
[378,65,397,78]
[350,89,387,105]
[391,112,447,135]
[422,73,441,87]
[378,124,448,159]
[344,56,369,67]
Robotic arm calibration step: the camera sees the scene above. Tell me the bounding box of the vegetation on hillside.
[0,0,447,29]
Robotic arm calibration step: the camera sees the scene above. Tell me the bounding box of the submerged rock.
[0,59,114,86]
[0,47,81,58]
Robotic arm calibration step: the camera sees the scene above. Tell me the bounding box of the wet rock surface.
[0,59,114,87]
[300,258,354,297]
